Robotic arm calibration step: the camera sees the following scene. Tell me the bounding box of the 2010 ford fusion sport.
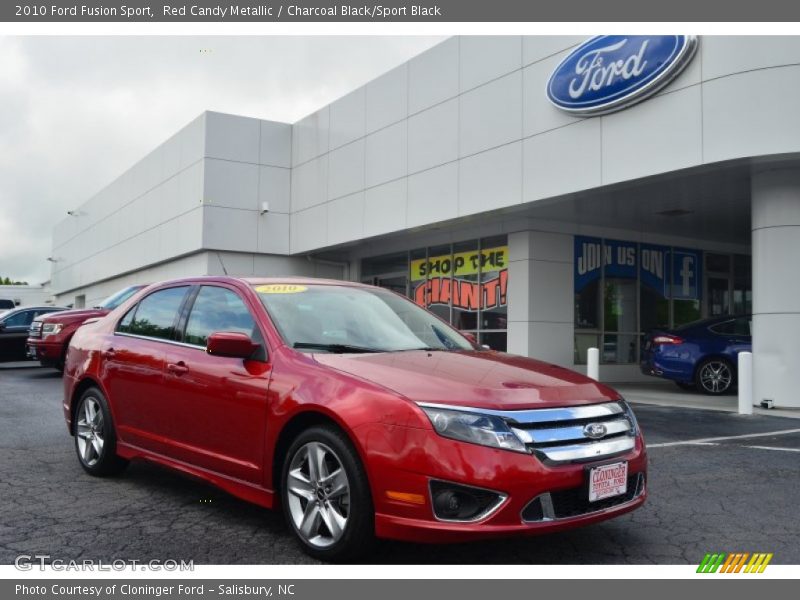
[63,277,647,561]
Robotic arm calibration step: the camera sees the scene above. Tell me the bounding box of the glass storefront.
[574,236,750,365]
[361,236,509,351]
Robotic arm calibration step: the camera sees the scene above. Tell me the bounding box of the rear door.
[105,285,191,453]
[161,284,272,483]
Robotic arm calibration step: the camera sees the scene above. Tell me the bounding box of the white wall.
[289,35,800,254]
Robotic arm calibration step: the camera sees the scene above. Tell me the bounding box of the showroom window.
[574,236,752,365]
[361,236,508,351]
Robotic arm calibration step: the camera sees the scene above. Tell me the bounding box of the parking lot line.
[744,445,800,453]
[647,428,800,448]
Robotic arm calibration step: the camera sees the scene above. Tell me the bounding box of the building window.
[362,236,508,351]
[575,236,720,365]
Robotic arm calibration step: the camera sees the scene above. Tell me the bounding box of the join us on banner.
[574,236,702,300]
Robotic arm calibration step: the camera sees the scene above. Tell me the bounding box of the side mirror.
[461,331,477,345]
[0,323,5,332]
[206,332,258,359]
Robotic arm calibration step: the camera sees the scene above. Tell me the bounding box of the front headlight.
[419,405,528,454]
[620,399,640,435]
[42,323,63,337]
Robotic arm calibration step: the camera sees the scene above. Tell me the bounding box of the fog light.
[429,480,506,522]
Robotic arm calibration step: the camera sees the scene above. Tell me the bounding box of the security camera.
[260,201,269,215]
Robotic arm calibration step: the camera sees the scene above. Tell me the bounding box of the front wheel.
[281,425,374,562]
[74,387,128,476]
[695,358,735,395]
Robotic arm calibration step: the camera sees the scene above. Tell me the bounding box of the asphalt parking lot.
[1,365,799,565]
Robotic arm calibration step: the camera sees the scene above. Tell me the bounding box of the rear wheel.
[695,358,735,395]
[74,387,128,476]
[281,425,373,562]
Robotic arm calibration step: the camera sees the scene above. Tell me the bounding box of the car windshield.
[95,285,144,310]
[254,284,475,353]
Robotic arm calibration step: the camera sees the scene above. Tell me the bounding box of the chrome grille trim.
[415,401,624,424]
[417,400,637,464]
[511,417,632,445]
[536,437,635,462]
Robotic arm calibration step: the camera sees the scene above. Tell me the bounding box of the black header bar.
[4,0,800,22]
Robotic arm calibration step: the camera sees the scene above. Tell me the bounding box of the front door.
[161,285,271,484]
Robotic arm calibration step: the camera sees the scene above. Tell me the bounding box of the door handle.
[167,361,189,376]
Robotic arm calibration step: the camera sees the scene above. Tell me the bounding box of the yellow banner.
[410,246,508,281]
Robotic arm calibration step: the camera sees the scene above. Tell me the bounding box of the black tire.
[73,387,128,476]
[280,425,374,562]
[675,381,696,391]
[695,358,736,396]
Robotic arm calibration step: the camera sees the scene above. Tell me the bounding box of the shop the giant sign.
[547,35,698,116]
[575,237,701,300]
[412,246,508,311]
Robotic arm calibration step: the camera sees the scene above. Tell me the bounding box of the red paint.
[63,276,646,543]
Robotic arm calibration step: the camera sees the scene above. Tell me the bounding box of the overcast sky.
[0,35,444,285]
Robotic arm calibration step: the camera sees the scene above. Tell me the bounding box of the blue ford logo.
[547,35,698,116]
[583,423,607,439]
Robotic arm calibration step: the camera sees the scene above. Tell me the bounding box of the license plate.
[588,461,628,502]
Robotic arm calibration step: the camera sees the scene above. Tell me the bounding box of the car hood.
[38,308,109,324]
[312,350,621,410]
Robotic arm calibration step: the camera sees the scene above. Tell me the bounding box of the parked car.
[27,285,145,371]
[63,277,646,561]
[641,315,752,395]
[0,306,67,361]
[0,298,17,311]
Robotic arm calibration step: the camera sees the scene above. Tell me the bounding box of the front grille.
[504,401,637,464]
[29,321,42,339]
[522,473,645,522]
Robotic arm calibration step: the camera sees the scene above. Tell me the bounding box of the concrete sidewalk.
[615,381,800,419]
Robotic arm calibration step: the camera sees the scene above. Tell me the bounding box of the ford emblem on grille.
[583,423,607,439]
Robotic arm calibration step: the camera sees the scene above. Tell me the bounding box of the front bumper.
[26,338,63,364]
[356,422,647,543]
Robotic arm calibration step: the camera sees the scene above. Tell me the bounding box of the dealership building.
[49,35,800,408]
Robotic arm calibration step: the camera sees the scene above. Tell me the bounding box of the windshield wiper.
[293,342,386,354]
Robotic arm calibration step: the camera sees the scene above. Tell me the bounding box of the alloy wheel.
[286,441,351,549]
[76,396,105,467]
[699,361,732,394]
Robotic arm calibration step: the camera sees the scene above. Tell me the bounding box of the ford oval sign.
[547,35,698,116]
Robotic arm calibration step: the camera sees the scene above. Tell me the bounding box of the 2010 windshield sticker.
[256,284,308,294]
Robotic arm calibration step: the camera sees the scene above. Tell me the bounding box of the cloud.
[0,35,444,285]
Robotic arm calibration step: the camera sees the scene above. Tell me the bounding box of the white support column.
[506,230,574,367]
[751,167,800,409]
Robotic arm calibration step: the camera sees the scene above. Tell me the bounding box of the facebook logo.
[671,250,702,300]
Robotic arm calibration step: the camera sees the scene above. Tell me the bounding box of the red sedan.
[63,277,646,561]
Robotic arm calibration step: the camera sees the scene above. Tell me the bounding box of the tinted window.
[734,317,752,337]
[709,320,735,335]
[184,286,257,347]
[116,306,136,333]
[2,310,35,328]
[125,287,189,340]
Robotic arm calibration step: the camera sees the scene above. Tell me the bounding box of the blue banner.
[574,236,702,300]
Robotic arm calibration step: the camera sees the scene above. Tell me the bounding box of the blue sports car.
[640,315,752,395]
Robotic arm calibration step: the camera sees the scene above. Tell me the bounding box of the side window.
[125,286,189,341]
[184,286,259,347]
[709,320,735,335]
[3,310,34,328]
[116,306,137,333]
[734,317,752,337]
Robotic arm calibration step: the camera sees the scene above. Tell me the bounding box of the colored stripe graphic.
[699,552,772,573]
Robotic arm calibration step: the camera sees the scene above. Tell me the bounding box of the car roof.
[2,306,66,314]
[147,276,371,289]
